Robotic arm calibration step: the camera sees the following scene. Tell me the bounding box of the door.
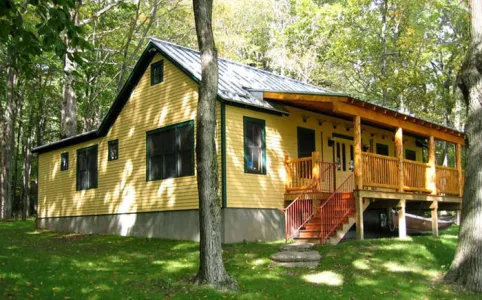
[297,127,315,158]
[334,138,354,188]
[296,127,316,187]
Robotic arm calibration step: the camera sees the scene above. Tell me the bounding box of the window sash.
[244,117,266,174]
[151,61,164,85]
[147,121,194,181]
[108,140,119,161]
[76,145,98,190]
[61,152,69,171]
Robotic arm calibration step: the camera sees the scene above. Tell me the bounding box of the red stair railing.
[284,187,315,242]
[319,173,356,244]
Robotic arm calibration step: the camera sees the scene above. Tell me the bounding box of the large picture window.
[76,145,98,190]
[146,120,194,181]
[244,117,266,174]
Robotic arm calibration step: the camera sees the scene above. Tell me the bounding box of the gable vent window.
[60,152,69,171]
[151,60,164,85]
[76,145,98,191]
[108,140,119,161]
[244,117,266,174]
[147,120,194,181]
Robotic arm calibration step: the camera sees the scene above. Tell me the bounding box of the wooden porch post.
[456,210,461,226]
[397,199,407,239]
[456,143,464,197]
[354,116,363,189]
[355,191,364,240]
[427,136,437,195]
[284,154,291,190]
[431,201,439,238]
[395,127,404,192]
[354,116,364,240]
[312,151,320,190]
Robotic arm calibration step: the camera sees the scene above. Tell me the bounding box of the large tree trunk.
[60,3,79,139]
[444,0,482,292]
[192,0,237,290]
[61,49,78,139]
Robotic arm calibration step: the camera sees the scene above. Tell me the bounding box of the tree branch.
[78,1,124,27]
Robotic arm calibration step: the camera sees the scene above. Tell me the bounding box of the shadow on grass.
[0,221,477,299]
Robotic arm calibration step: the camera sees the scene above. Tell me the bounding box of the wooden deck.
[283,150,463,244]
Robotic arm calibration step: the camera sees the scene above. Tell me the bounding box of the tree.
[444,0,482,292]
[191,0,237,290]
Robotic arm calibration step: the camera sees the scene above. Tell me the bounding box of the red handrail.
[284,184,316,242]
[319,173,355,244]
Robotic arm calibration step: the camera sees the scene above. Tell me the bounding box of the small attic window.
[61,152,69,171]
[151,60,164,85]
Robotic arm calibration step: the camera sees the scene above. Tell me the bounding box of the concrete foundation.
[37,208,285,243]
[222,208,285,243]
[37,210,201,241]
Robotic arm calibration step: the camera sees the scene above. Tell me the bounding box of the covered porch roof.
[258,90,465,145]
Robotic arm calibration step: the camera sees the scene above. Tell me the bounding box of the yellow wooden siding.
[38,54,224,218]
[225,105,423,209]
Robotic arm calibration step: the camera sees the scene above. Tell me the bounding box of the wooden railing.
[285,153,336,192]
[285,156,314,191]
[362,152,398,189]
[403,160,430,192]
[319,173,355,244]
[361,152,462,196]
[436,166,459,196]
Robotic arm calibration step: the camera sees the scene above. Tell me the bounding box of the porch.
[282,116,464,244]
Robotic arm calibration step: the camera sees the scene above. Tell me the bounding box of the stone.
[271,261,319,268]
[280,243,315,252]
[271,250,321,262]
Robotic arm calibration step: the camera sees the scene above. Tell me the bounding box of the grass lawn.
[0,220,478,299]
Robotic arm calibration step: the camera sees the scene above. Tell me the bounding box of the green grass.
[0,220,478,299]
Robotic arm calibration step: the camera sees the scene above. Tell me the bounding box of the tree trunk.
[380,0,389,106]
[60,3,79,139]
[1,55,17,219]
[192,0,237,290]
[61,49,78,139]
[444,0,482,292]
[12,100,23,219]
[20,125,32,220]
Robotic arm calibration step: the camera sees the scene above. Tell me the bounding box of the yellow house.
[33,39,465,244]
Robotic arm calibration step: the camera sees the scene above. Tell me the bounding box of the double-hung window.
[244,117,266,174]
[76,145,98,190]
[147,121,194,181]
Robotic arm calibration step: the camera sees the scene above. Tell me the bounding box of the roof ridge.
[149,38,329,93]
